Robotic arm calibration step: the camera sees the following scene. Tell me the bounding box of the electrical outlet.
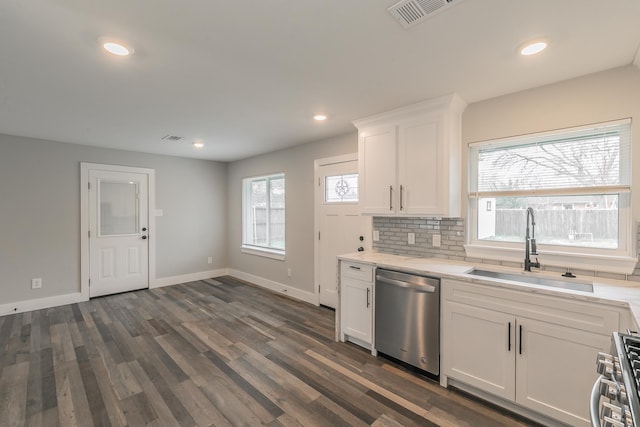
[207,257,213,264]
[373,230,380,241]
[433,234,441,247]
[408,233,415,245]
[31,278,42,289]
[287,268,292,277]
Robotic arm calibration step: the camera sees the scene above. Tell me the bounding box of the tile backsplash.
[372,216,640,281]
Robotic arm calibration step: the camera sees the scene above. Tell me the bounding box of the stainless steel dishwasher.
[374,268,440,375]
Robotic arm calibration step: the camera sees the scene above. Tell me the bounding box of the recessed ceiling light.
[313,114,328,121]
[100,39,134,56]
[193,141,205,148]
[520,40,548,56]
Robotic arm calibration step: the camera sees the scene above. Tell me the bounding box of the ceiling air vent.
[388,0,464,29]
[161,134,183,142]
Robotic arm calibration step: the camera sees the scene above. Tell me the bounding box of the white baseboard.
[0,292,84,317]
[151,268,229,289]
[228,269,318,306]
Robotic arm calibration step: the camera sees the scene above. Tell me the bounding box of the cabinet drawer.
[341,262,374,282]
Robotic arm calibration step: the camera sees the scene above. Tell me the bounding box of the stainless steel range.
[591,332,640,427]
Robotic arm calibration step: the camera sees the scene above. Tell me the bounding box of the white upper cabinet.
[353,94,467,217]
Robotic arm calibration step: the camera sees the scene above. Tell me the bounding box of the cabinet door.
[398,116,442,215]
[359,125,397,214]
[516,318,610,427]
[340,277,372,344]
[443,301,516,400]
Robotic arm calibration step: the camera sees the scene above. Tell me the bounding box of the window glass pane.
[269,177,285,249]
[99,181,138,236]
[248,179,267,246]
[477,195,619,249]
[325,173,359,203]
[477,134,622,192]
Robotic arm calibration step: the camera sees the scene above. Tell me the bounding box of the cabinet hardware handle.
[400,185,404,211]
[508,322,511,352]
[349,265,361,270]
[519,325,523,355]
[389,185,393,211]
[366,288,370,307]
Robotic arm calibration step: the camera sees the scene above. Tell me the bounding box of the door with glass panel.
[318,159,371,308]
[89,170,149,297]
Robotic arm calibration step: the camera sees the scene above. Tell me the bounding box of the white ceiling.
[2,0,640,162]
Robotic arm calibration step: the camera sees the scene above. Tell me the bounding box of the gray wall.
[0,134,227,304]
[226,133,357,294]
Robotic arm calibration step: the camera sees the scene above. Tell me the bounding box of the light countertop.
[338,251,640,329]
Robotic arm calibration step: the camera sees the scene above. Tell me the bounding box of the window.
[325,173,359,203]
[467,119,634,273]
[242,173,285,259]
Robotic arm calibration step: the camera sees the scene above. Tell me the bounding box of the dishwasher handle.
[375,276,436,293]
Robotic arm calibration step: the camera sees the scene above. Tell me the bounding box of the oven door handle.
[590,374,603,427]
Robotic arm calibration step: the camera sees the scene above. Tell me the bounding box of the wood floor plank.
[0,361,29,427]
[174,380,233,427]
[40,348,57,412]
[119,391,158,426]
[126,360,181,426]
[25,349,43,421]
[74,345,112,427]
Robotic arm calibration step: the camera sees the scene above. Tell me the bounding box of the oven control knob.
[597,359,615,377]
[618,384,628,405]
[603,416,625,427]
[600,379,620,399]
[598,352,614,363]
[602,402,623,420]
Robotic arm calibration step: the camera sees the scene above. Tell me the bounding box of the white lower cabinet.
[516,317,608,424]
[442,279,620,426]
[446,302,516,400]
[339,262,374,348]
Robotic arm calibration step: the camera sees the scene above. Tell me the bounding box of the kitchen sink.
[468,269,594,293]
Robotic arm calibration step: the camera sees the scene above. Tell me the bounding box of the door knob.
[141,236,147,240]
[357,247,364,252]
[359,236,364,241]
[142,227,147,231]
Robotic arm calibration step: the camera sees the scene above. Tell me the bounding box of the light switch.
[373,230,380,241]
[433,234,441,247]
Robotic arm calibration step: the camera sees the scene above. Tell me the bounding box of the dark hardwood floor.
[0,276,536,426]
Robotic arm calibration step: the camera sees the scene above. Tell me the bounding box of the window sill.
[241,245,286,261]
[464,243,638,275]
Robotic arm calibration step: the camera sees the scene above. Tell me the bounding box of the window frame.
[465,119,636,274]
[241,172,286,260]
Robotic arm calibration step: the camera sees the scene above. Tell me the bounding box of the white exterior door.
[316,157,371,308]
[88,169,149,297]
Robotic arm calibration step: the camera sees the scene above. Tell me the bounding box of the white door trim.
[80,162,156,300]
[313,153,358,306]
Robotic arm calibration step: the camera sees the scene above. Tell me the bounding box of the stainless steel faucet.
[525,207,540,271]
